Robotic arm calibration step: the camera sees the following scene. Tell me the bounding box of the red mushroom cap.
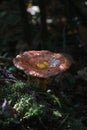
[13,50,71,78]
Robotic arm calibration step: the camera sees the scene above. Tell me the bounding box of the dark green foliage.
[0,81,63,130]
[0,0,87,130]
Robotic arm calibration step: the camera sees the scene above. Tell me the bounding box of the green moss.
[0,81,63,129]
[14,95,44,120]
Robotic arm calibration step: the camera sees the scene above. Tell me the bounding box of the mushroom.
[13,50,71,90]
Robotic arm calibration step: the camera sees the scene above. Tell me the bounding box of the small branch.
[0,57,12,63]
[0,67,18,82]
[21,124,34,130]
[38,116,48,130]
[58,114,69,129]
[0,78,17,83]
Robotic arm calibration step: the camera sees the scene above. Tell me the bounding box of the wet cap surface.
[13,50,71,78]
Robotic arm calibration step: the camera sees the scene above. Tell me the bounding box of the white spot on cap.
[49,59,60,67]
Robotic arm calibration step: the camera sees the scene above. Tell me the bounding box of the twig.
[0,67,17,81]
[57,113,69,129]
[38,116,48,130]
[21,124,34,130]
[0,57,12,62]
[0,78,17,83]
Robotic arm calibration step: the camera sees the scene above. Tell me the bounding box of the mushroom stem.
[27,76,40,87]
[27,76,50,91]
[40,78,50,91]
[27,75,30,83]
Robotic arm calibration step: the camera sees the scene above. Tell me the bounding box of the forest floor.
[0,1,87,130]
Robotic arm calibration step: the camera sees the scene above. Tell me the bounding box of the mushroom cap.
[13,50,71,78]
